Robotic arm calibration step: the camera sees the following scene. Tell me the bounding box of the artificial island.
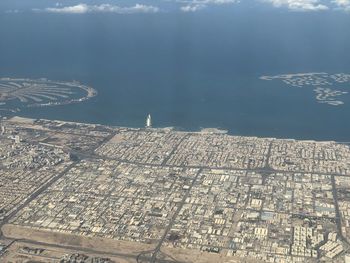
[1,116,350,263]
[0,78,97,114]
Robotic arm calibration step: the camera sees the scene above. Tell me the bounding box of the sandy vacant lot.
[2,224,156,257]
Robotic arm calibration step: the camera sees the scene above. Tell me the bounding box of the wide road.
[148,168,202,263]
[0,162,78,238]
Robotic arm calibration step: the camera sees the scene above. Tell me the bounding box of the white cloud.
[39,3,159,14]
[178,0,238,4]
[180,4,206,11]
[264,0,329,11]
[22,0,350,14]
[179,0,238,12]
[332,0,350,6]
[5,9,20,14]
[45,4,88,13]
[332,0,350,11]
[201,0,238,3]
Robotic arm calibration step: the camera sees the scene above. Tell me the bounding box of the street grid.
[1,117,350,262]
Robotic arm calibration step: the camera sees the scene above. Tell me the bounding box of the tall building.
[14,135,20,144]
[146,114,152,128]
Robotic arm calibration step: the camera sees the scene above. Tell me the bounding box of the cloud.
[332,0,350,11]
[5,9,20,14]
[18,0,350,14]
[200,0,238,3]
[264,0,329,11]
[180,4,206,11]
[179,0,238,12]
[39,3,160,14]
[178,0,238,4]
[45,4,88,13]
[332,0,350,6]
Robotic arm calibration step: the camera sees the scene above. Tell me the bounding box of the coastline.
[1,115,343,144]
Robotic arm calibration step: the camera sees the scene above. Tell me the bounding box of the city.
[1,116,350,262]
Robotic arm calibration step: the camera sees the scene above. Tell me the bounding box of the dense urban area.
[1,116,350,262]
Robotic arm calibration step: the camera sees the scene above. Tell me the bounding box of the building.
[146,114,152,128]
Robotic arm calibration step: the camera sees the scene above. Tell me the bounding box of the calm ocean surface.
[1,5,350,141]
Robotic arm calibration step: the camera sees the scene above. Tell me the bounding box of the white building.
[146,114,152,128]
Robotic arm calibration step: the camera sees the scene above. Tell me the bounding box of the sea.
[1,1,350,141]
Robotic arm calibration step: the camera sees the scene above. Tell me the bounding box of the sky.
[0,0,349,14]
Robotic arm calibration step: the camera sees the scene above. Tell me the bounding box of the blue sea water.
[1,3,350,141]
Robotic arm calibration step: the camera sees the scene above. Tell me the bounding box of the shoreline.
[1,115,346,144]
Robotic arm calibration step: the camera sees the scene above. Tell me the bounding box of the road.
[1,126,350,262]
[0,161,78,238]
[331,175,350,246]
[147,169,202,263]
